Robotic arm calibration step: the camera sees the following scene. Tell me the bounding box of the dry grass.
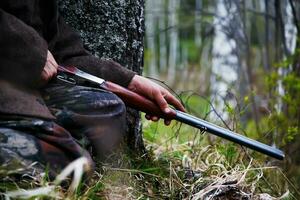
[0,122,296,200]
[0,143,294,200]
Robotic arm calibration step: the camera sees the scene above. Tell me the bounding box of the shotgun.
[57,65,285,160]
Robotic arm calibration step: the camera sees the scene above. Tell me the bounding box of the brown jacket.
[0,0,135,119]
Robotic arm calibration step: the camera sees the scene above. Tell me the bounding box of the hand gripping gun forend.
[57,65,285,160]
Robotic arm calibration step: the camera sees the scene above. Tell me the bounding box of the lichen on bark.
[58,0,146,153]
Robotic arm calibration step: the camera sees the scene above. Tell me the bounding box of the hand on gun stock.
[127,75,186,125]
[40,50,58,86]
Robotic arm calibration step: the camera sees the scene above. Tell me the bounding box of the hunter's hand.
[40,50,58,85]
[128,75,185,125]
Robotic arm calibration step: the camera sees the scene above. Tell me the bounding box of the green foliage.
[287,126,298,143]
[217,143,238,165]
[263,43,300,194]
[84,182,105,199]
[267,53,300,146]
[265,71,279,90]
[245,117,273,140]
[180,39,202,63]
[181,94,211,117]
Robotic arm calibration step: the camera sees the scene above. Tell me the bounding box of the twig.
[102,167,162,179]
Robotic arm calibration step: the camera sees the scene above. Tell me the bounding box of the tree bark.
[58,0,146,154]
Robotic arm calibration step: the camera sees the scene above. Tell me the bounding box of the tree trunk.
[167,0,179,85]
[58,0,146,154]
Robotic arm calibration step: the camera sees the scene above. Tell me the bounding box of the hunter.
[0,0,185,176]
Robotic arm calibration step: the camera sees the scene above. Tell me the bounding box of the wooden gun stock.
[101,81,177,119]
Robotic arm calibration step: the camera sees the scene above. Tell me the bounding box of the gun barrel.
[175,110,285,160]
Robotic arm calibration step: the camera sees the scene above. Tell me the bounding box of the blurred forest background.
[143,0,300,195]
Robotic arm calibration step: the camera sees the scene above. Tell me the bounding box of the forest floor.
[1,117,298,199]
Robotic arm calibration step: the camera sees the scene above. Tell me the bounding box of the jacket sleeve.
[50,16,136,87]
[0,8,48,87]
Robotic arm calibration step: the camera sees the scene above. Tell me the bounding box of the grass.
[1,94,298,199]
[1,120,294,199]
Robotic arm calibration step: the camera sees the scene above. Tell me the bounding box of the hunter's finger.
[145,114,151,120]
[43,67,51,79]
[145,114,160,122]
[164,119,171,126]
[153,91,169,113]
[50,63,58,74]
[48,66,57,78]
[164,93,186,112]
[151,116,159,121]
[41,70,47,81]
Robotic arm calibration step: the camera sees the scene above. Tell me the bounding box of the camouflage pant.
[0,83,126,178]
